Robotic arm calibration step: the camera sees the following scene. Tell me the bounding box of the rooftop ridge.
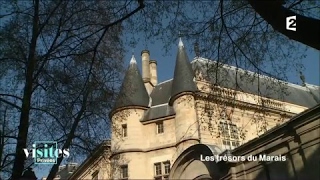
[192,57,318,92]
[157,78,173,86]
[305,83,320,89]
[151,103,168,108]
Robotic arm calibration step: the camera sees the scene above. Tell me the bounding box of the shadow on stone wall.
[255,139,320,180]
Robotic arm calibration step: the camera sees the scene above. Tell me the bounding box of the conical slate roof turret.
[112,55,149,113]
[169,38,198,105]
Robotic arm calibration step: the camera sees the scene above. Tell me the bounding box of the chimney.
[141,50,153,94]
[150,60,157,86]
[194,42,200,57]
[141,50,151,83]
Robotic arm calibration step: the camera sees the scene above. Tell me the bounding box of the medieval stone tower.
[169,38,199,158]
[109,38,201,179]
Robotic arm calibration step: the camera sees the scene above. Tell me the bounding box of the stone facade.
[68,141,111,180]
[169,104,320,180]
[106,87,309,179]
[41,163,78,180]
[69,41,319,180]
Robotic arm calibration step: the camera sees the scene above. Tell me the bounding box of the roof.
[169,38,198,105]
[141,103,175,122]
[141,57,319,121]
[112,55,150,112]
[192,57,319,107]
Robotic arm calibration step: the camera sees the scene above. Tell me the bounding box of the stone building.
[41,163,78,180]
[69,38,319,180]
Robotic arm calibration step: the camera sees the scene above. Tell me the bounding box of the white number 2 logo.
[286,16,296,31]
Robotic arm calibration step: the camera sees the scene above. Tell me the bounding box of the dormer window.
[122,124,127,137]
[156,122,164,134]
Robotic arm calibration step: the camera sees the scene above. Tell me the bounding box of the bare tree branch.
[248,0,320,50]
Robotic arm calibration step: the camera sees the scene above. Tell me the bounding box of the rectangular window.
[223,140,231,150]
[234,141,240,147]
[120,165,128,179]
[154,161,170,179]
[219,122,230,138]
[163,161,170,175]
[156,122,164,134]
[154,163,162,176]
[220,121,240,150]
[230,124,239,139]
[223,140,230,146]
[122,124,127,137]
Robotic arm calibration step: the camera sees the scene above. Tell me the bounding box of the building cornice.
[195,92,296,118]
[110,138,199,158]
[68,140,111,180]
[109,106,149,118]
[141,115,175,125]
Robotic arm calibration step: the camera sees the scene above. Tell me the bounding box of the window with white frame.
[156,121,164,134]
[219,121,240,150]
[120,165,128,179]
[154,161,170,179]
[122,124,127,137]
[154,163,162,176]
[163,161,170,179]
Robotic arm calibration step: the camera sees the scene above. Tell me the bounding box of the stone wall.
[68,141,111,180]
[223,104,320,180]
[168,104,319,180]
[195,80,308,151]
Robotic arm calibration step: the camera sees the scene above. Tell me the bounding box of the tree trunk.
[248,0,320,50]
[11,0,40,179]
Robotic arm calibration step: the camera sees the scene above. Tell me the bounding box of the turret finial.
[130,54,136,64]
[178,31,184,47]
